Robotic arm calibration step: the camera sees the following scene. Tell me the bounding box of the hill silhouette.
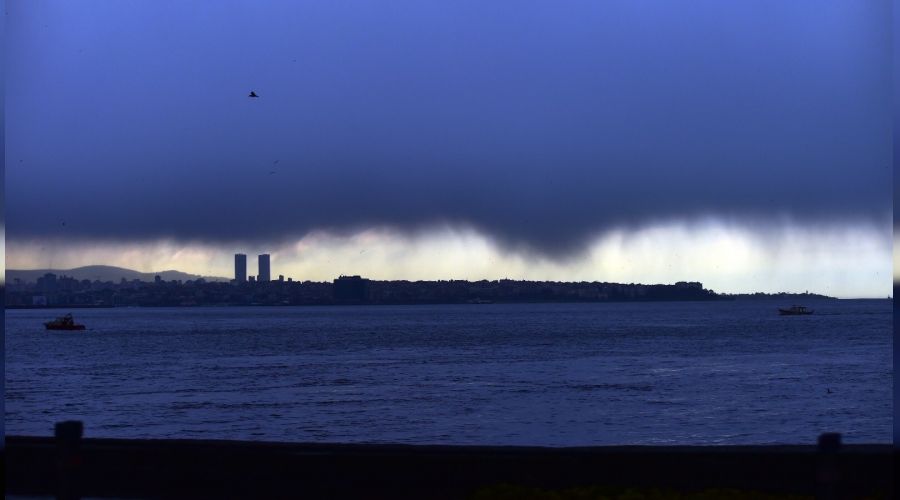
[6,265,229,284]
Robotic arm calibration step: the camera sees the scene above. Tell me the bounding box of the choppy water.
[4,300,892,445]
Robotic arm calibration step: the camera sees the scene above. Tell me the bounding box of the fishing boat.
[778,305,813,316]
[44,313,86,330]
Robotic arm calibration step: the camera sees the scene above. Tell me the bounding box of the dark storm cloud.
[5,1,891,255]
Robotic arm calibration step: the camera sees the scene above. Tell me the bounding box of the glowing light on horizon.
[4,219,892,298]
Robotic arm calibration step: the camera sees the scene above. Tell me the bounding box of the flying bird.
[248,91,259,98]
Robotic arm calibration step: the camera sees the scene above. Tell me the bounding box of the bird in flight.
[249,91,259,98]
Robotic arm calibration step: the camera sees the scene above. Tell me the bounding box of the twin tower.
[234,253,270,283]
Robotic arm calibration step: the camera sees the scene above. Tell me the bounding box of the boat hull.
[778,309,813,315]
[44,324,86,330]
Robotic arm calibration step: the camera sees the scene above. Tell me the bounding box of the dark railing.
[3,421,893,499]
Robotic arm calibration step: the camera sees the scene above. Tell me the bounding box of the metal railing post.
[55,420,83,500]
[816,432,841,500]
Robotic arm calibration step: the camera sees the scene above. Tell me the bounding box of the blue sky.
[4,1,893,297]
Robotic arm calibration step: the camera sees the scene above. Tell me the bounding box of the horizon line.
[5,265,890,300]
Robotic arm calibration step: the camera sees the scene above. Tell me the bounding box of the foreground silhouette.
[4,422,893,499]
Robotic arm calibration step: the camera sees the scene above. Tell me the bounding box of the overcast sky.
[4,1,893,296]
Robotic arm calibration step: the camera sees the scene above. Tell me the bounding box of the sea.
[4,299,892,446]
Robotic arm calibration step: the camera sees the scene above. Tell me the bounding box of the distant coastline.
[720,292,840,300]
[5,265,230,284]
[5,267,839,308]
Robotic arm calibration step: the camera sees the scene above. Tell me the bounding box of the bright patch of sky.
[6,218,891,298]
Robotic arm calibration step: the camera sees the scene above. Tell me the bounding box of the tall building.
[234,254,247,283]
[258,254,271,282]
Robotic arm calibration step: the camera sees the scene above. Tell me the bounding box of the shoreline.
[7,296,880,311]
[6,434,893,498]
